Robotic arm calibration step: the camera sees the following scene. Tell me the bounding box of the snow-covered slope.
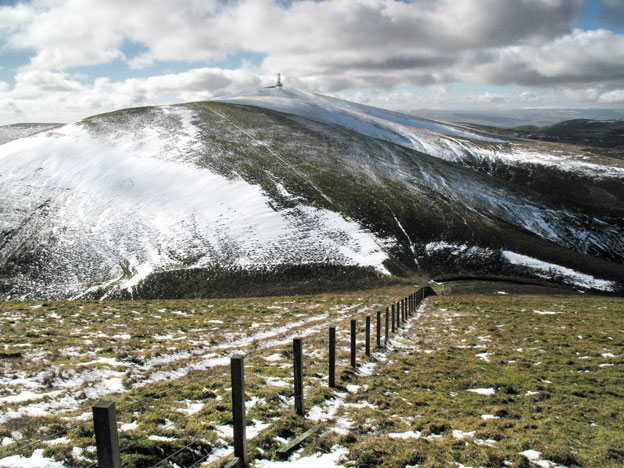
[0,108,388,299]
[1,97,622,299]
[216,88,624,178]
[0,123,60,145]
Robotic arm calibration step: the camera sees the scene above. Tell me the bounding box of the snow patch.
[0,449,65,468]
[255,445,348,468]
[502,251,615,291]
[388,431,421,439]
[467,388,495,395]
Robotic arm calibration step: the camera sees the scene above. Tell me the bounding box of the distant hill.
[511,119,624,150]
[460,118,624,162]
[407,108,624,128]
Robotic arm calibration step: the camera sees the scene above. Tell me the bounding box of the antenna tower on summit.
[265,73,284,89]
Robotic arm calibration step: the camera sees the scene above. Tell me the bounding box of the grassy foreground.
[0,285,622,467]
[333,291,624,468]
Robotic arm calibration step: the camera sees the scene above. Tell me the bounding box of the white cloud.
[562,87,601,103]
[599,89,624,103]
[0,67,264,124]
[0,0,623,123]
[0,0,586,73]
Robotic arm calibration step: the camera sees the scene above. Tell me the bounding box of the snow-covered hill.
[0,108,389,299]
[216,88,624,178]
[1,93,622,299]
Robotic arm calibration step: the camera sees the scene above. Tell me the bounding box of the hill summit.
[0,88,622,299]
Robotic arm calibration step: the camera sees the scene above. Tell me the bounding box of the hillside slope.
[1,96,623,299]
[215,88,624,177]
[0,123,60,145]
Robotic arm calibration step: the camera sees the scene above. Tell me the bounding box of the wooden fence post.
[231,354,249,467]
[391,303,395,333]
[92,402,121,468]
[365,315,371,357]
[385,307,389,345]
[350,319,357,367]
[329,327,336,388]
[293,338,304,416]
[376,310,381,348]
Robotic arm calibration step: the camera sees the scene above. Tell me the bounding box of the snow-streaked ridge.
[216,88,624,178]
[0,106,389,299]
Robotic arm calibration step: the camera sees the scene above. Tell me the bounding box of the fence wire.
[1,288,431,468]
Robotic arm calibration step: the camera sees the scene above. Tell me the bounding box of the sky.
[0,0,623,125]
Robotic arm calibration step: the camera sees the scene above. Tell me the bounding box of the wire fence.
[0,286,435,468]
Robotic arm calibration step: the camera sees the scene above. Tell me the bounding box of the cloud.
[0,0,623,123]
[476,29,624,88]
[0,0,227,69]
[0,0,584,71]
[599,89,624,103]
[0,67,264,124]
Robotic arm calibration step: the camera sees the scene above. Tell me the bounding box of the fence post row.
[90,288,434,468]
[293,338,304,416]
[93,402,122,468]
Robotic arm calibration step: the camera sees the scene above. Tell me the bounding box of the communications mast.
[266,73,284,89]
